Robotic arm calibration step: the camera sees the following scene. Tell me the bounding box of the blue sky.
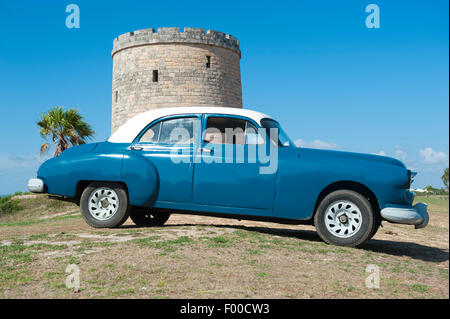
[0,0,448,194]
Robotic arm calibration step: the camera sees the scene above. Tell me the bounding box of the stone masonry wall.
[111,27,242,132]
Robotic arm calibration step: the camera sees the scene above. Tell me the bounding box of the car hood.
[297,147,406,168]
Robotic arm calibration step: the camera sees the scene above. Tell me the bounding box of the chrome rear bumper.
[381,202,429,229]
[27,178,44,193]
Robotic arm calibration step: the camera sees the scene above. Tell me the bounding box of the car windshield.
[260,119,294,147]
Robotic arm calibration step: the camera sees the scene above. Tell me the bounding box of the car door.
[192,114,277,211]
[129,115,201,203]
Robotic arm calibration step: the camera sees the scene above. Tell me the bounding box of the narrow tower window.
[153,70,158,82]
[206,56,211,68]
[115,90,118,103]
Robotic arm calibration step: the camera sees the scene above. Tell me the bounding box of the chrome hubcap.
[324,200,362,238]
[88,187,119,221]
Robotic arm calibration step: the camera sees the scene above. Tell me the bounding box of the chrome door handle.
[130,145,143,150]
[200,147,212,153]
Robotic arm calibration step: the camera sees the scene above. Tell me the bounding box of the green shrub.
[0,195,23,215]
[12,191,31,196]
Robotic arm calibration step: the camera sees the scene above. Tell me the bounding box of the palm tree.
[442,168,449,190]
[38,106,94,157]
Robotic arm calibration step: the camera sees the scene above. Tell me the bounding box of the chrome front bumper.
[381,202,429,229]
[27,178,44,193]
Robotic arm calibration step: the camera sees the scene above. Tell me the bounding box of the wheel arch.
[75,180,130,203]
[313,181,381,219]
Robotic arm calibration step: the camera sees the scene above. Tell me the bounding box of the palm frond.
[37,106,95,157]
[40,143,48,155]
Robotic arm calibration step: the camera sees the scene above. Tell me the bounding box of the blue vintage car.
[28,106,429,246]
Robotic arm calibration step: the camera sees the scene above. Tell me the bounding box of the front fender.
[121,153,159,207]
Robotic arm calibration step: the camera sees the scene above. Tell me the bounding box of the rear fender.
[121,153,159,207]
[38,153,124,197]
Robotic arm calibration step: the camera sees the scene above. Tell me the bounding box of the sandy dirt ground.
[0,195,448,298]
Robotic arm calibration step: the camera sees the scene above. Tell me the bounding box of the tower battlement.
[112,27,240,57]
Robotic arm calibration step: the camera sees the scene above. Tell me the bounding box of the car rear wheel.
[80,182,130,228]
[129,207,170,227]
[314,190,374,247]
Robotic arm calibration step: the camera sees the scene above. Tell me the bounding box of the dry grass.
[0,194,448,299]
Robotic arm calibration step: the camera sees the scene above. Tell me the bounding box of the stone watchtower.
[111,27,242,132]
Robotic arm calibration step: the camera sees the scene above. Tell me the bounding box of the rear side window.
[139,122,161,143]
[159,117,196,144]
[139,117,197,144]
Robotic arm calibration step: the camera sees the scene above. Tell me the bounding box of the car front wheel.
[314,190,375,247]
[80,182,130,228]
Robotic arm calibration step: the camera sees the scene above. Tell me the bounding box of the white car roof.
[108,106,273,143]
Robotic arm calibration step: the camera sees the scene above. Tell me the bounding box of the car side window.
[203,116,263,145]
[160,117,197,144]
[139,122,161,143]
[204,117,245,145]
[245,122,265,145]
[139,117,197,144]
